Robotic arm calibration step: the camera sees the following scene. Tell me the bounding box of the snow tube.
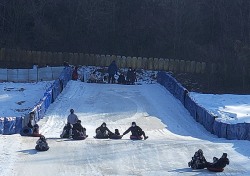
[32,132,43,137]
[109,134,122,139]
[94,135,109,139]
[20,127,33,136]
[130,135,143,140]
[207,167,224,172]
[35,145,49,151]
[73,135,88,140]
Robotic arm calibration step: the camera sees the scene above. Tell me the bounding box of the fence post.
[180,60,185,72]
[190,61,196,73]
[153,58,159,70]
[201,62,206,74]
[121,56,127,68]
[164,59,169,71]
[116,55,122,68]
[132,57,137,69]
[196,62,202,74]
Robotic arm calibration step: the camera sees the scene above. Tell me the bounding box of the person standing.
[67,109,79,137]
[108,60,118,83]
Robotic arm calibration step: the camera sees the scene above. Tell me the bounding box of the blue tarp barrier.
[52,79,61,102]
[246,124,250,141]
[157,71,250,141]
[1,66,73,135]
[202,112,215,133]
[44,89,53,110]
[3,117,16,135]
[196,105,205,123]
[213,120,228,138]
[184,94,197,119]
[157,71,188,105]
[226,123,248,140]
[173,83,188,105]
[15,117,23,134]
[0,117,4,134]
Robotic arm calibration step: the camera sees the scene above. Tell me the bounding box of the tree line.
[0,0,249,91]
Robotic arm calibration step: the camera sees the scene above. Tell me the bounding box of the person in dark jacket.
[188,149,207,169]
[122,122,148,140]
[35,135,49,151]
[206,153,229,170]
[117,73,126,84]
[115,129,120,135]
[72,120,88,140]
[60,123,72,138]
[108,60,118,84]
[95,122,113,139]
[126,67,136,84]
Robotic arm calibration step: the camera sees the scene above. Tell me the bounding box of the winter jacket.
[108,61,118,75]
[212,157,229,168]
[67,113,79,125]
[36,139,49,149]
[123,126,143,136]
[73,123,85,133]
[95,126,112,135]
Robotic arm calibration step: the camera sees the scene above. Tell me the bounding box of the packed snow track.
[1,81,250,176]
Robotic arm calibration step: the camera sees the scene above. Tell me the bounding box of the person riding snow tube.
[207,153,229,172]
[123,122,148,140]
[35,136,49,151]
[109,129,122,139]
[188,149,207,169]
[94,123,112,139]
[60,123,72,138]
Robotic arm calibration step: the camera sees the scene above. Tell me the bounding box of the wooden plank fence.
[0,48,208,74]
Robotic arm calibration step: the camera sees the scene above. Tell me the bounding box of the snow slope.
[1,81,250,176]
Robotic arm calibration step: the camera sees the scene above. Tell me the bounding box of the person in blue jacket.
[107,60,118,83]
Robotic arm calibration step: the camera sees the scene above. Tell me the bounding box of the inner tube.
[207,167,224,172]
[20,127,33,136]
[130,135,143,140]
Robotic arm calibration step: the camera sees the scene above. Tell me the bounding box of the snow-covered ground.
[0,81,53,117]
[1,73,250,175]
[190,93,250,124]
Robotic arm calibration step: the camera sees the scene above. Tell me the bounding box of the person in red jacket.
[72,66,78,80]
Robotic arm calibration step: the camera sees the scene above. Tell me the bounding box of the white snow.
[190,93,250,124]
[0,74,250,175]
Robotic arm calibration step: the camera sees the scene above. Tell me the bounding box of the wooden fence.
[0,48,210,74]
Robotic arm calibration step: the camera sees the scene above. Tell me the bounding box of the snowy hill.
[1,80,250,176]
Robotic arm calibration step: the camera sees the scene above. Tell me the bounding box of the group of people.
[23,109,230,173]
[188,149,230,172]
[60,109,148,141]
[108,61,137,85]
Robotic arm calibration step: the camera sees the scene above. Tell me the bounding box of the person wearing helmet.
[95,122,113,139]
[67,109,79,138]
[35,135,49,151]
[72,120,88,140]
[122,122,148,140]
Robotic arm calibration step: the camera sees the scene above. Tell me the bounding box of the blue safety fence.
[1,117,23,135]
[0,66,73,135]
[157,72,188,105]
[157,71,250,141]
